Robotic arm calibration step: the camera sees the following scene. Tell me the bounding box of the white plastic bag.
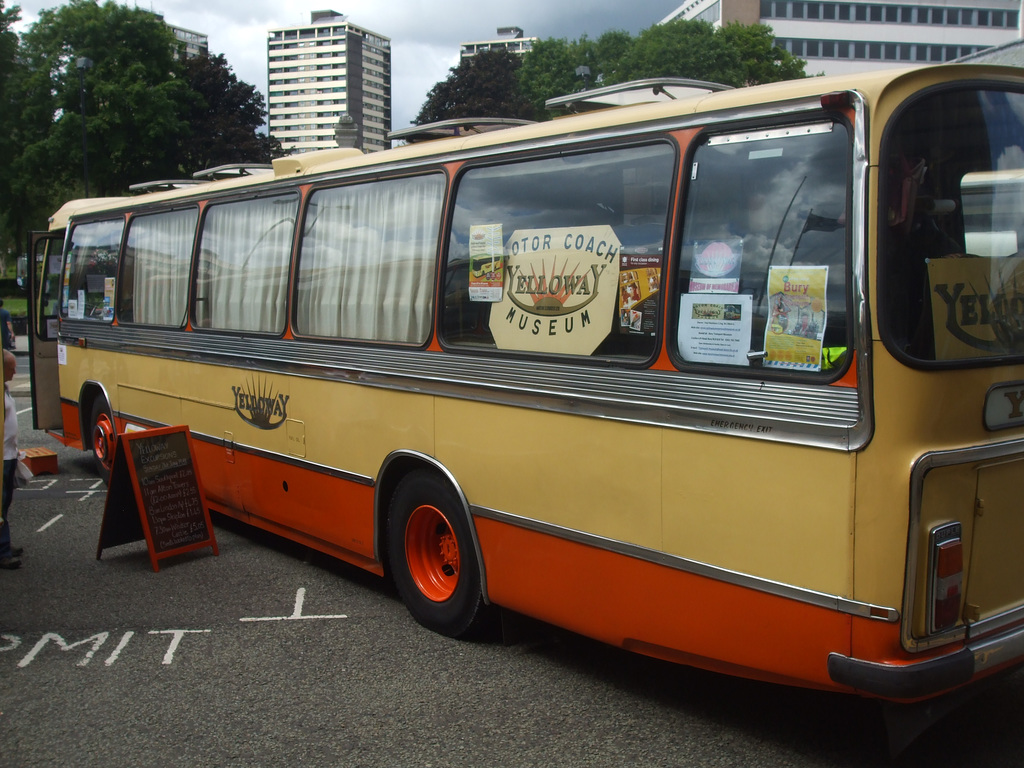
[14,459,33,488]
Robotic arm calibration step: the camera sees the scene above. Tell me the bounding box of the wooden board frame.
[97,425,218,572]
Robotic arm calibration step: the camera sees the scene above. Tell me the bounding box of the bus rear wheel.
[89,399,115,484]
[387,470,485,638]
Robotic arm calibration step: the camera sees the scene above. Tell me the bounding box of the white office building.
[170,24,209,59]
[460,27,537,59]
[267,10,391,154]
[661,0,1022,74]
[143,10,209,59]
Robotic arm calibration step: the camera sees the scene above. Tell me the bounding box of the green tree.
[590,30,634,85]
[177,53,282,175]
[17,0,192,197]
[621,20,805,86]
[516,21,807,119]
[518,32,635,117]
[716,22,807,85]
[0,0,25,261]
[517,37,590,116]
[620,21,732,83]
[414,49,534,125]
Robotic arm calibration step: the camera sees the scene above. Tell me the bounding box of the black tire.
[88,398,115,484]
[387,470,485,638]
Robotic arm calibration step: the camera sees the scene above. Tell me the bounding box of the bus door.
[28,231,64,432]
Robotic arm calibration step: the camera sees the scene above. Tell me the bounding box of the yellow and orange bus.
[28,64,1024,719]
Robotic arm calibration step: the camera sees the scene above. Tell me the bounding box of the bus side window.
[295,174,444,344]
[443,143,675,361]
[62,219,124,322]
[194,194,297,335]
[119,208,197,327]
[676,121,851,374]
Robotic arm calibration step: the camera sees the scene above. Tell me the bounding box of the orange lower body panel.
[475,515,861,692]
[188,439,382,576]
[49,402,84,449]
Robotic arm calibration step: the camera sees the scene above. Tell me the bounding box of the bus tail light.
[928,523,963,633]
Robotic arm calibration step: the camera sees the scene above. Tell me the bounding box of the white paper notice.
[678,293,753,366]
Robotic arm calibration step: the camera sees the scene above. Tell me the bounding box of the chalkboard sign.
[97,425,218,572]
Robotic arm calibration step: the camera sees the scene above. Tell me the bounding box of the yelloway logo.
[232,377,290,430]
[490,225,620,355]
[928,256,1024,359]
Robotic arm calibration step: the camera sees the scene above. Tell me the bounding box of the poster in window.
[763,265,828,370]
[618,253,660,335]
[926,256,1024,360]
[689,239,743,293]
[103,277,115,321]
[489,225,620,355]
[678,293,753,366]
[468,223,504,302]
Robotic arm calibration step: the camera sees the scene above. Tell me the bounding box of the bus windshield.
[882,87,1024,364]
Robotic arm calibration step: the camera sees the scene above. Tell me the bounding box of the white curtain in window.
[197,195,297,333]
[296,175,443,343]
[128,209,197,326]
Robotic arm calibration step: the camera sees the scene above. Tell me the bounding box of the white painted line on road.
[17,406,32,415]
[68,480,105,501]
[239,587,347,622]
[20,478,58,492]
[148,629,212,665]
[7,628,212,668]
[105,631,134,666]
[37,515,63,531]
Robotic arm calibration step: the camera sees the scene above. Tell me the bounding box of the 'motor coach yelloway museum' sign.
[489,226,620,355]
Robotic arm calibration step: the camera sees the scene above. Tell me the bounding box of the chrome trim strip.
[708,120,834,145]
[969,619,1024,675]
[968,603,1024,639]
[63,324,862,451]
[79,379,114,438]
[472,504,899,622]
[903,437,1024,653]
[848,90,874,452]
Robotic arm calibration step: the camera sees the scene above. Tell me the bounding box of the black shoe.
[10,547,23,558]
[0,556,21,569]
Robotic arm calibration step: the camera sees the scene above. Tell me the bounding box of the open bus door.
[27,230,64,432]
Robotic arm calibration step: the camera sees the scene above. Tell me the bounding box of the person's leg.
[0,459,15,561]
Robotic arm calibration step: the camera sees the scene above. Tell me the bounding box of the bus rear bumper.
[827,622,1024,700]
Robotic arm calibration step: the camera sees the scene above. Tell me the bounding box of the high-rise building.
[169,24,209,59]
[460,27,537,59]
[143,10,209,59]
[661,0,1021,75]
[267,10,391,154]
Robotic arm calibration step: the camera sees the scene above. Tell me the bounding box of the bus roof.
[49,63,1024,229]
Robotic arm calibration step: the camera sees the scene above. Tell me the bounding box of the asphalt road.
[2,360,1024,767]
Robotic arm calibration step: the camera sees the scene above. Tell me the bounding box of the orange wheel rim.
[92,414,115,470]
[404,503,460,602]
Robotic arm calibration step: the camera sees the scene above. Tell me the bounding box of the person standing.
[1,349,22,569]
[0,300,14,351]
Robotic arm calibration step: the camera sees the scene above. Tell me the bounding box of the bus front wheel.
[89,399,115,484]
[387,470,485,638]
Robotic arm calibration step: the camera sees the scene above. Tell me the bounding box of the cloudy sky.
[14,0,680,131]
